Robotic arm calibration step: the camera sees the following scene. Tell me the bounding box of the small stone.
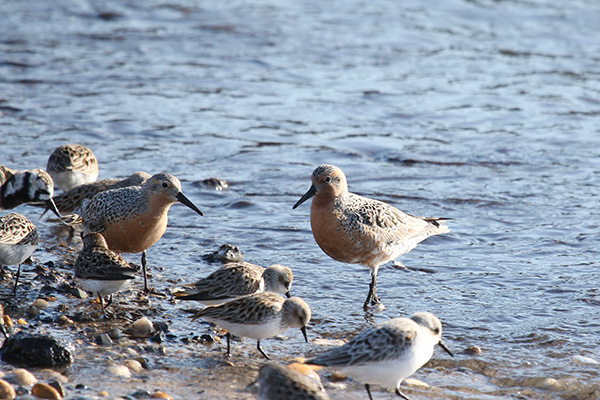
[151,391,172,399]
[13,368,37,386]
[74,384,88,390]
[66,287,88,299]
[107,365,131,378]
[572,355,599,365]
[131,317,154,335]
[463,345,482,355]
[94,333,113,346]
[31,383,62,399]
[202,244,243,263]
[329,372,346,382]
[26,307,39,318]
[32,299,49,310]
[124,360,143,374]
[200,177,229,191]
[107,328,121,341]
[98,391,109,396]
[130,389,151,398]
[48,381,65,397]
[17,318,28,326]
[57,316,74,327]
[0,379,16,399]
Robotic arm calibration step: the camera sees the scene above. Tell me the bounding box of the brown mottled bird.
[293,164,449,310]
[79,172,203,294]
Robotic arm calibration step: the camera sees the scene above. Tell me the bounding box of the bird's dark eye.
[325,176,332,183]
[162,183,168,188]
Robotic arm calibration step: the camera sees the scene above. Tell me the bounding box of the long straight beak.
[300,326,308,343]
[438,340,454,357]
[46,198,62,219]
[292,185,316,209]
[176,192,203,216]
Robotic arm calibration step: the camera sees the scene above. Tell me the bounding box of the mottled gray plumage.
[308,312,453,400]
[48,171,150,214]
[258,362,330,400]
[47,144,99,191]
[173,262,293,304]
[0,212,39,294]
[191,292,311,359]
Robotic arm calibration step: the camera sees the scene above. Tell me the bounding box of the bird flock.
[0,144,453,400]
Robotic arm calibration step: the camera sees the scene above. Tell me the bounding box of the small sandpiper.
[0,212,38,295]
[191,292,311,360]
[173,262,294,305]
[46,144,99,192]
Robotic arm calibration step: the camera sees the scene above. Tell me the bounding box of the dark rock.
[108,328,121,341]
[199,177,229,191]
[130,389,152,398]
[74,384,88,390]
[0,332,75,369]
[49,380,66,397]
[149,331,164,343]
[95,333,113,346]
[154,321,169,333]
[202,244,243,263]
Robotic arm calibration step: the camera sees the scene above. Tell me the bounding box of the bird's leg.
[363,267,381,310]
[365,384,374,400]
[141,250,165,297]
[12,264,21,296]
[98,293,109,319]
[256,340,271,360]
[226,332,232,357]
[395,387,411,400]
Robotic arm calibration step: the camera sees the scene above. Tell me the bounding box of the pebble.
[131,317,154,335]
[463,345,482,355]
[57,316,74,327]
[17,318,28,326]
[572,355,599,365]
[404,378,430,388]
[94,333,113,346]
[107,365,131,378]
[32,299,50,310]
[13,368,37,386]
[150,392,172,399]
[31,383,62,399]
[124,360,143,374]
[0,379,16,400]
[98,391,109,396]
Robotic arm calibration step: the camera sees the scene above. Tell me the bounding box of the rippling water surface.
[1,0,599,399]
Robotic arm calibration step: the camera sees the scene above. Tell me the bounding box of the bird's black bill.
[176,192,203,216]
[46,198,62,219]
[301,326,308,343]
[292,185,316,209]
[439,340,454,357]
[285,291,291,298]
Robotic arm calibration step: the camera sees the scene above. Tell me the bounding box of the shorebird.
[257,362,330,400]
[307,312,453,400]
[0,165,61,218]
[191,292,311,360]
[74,233,139,318]
[79,172,203,294]
[46,144,99,191]
[0,212,38,295]
[173,262,294,305]
[293,164,450,310]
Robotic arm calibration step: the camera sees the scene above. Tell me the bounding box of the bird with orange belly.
[293,164,450,310]
[79,172,203,294]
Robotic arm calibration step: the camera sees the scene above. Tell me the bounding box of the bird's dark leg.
[98,293,109,319]
[363,267,381,310]
[141,250,165,297]
[256,340,271,360]
[12,264,21,296]
[224,332,232,357]
[365,384,374,400]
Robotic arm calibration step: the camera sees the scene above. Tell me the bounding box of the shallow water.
[1,0,600,398]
